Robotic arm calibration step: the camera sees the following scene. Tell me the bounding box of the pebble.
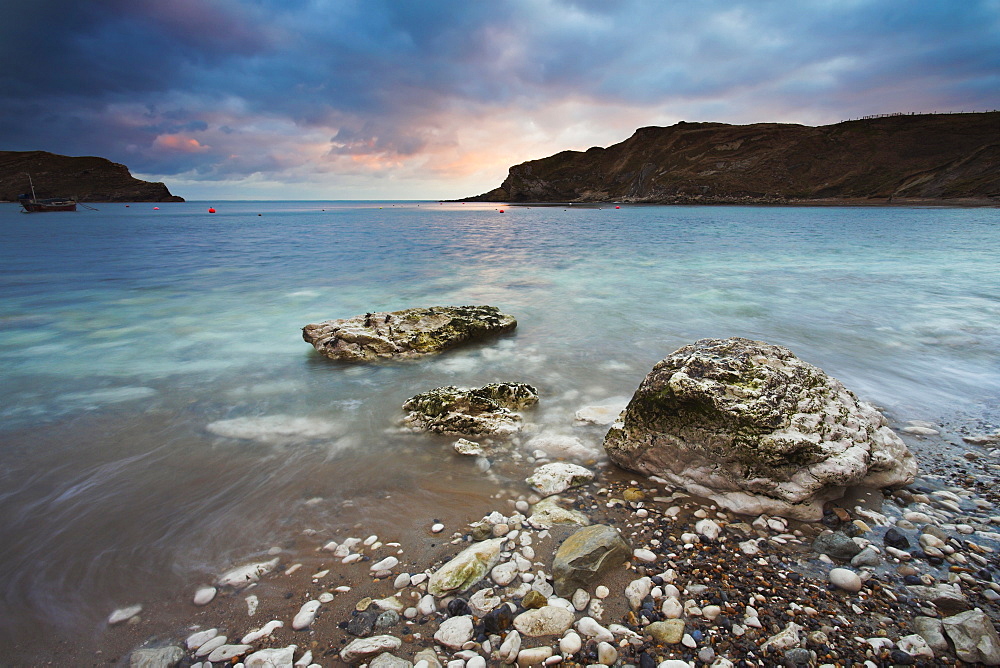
[194,635,227,658]
[499,629,521,663]
[560,630,582,655]
[193,587,216,606]
[292,600,321,630]
[370,556,399,572]
[516,646,552,666]
[576,616,614,642]
[434,615,474,649]
[206,644,251,662]
[633,548,657,562]
[431,523,445,533]
[107,604,142,626]
[186,628,218,650]
[240,619,283,644]
[597,641,618,664]
[829,568,863,592]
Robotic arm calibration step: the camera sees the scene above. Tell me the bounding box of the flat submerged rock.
[302,305,516,361]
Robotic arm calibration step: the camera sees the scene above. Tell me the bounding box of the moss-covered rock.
[427,537,505,597]
[403,382,538,436]
[604,337,916,520]
[302,305,516,362]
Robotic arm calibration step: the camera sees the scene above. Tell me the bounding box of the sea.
[1,200,998,654]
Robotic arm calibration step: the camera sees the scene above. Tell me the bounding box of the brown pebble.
[623,487,646,502]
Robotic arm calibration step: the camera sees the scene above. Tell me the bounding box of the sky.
[2,0,998,200]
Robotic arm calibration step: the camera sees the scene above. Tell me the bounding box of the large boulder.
[403,383,538,436]
[604,338,916,520]
[302,305,516,361]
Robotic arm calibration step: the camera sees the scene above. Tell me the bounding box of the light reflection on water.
[0,201,998,649]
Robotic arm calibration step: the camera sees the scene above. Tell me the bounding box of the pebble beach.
[96,416,1000,668]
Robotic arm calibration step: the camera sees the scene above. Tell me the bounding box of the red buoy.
[208,207,216,213]
[153,207,159,210]
[615,205,620,209]
[499,209,504,213]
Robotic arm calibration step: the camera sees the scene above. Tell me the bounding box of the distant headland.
[0,151,184,203]
[463,112,999,205]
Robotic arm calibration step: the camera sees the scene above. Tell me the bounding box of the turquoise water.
[1,200,999,646]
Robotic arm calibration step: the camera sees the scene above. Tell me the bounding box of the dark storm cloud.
[1,0,997,194]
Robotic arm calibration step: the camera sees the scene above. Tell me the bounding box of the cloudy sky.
[2,0,997,200]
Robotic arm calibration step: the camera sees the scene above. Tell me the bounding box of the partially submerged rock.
[551,524,630,596]
[528,496,591,529]
[604,338,916,520]
[525,462,594,496]
[403,383,538,436]
[303,305,516,361]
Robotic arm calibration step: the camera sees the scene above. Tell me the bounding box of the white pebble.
[431,523,445,533]
[370,556,399,572]
[107,604,142,625]
[193,587,216,606]
[632,548,657,562]
[828,568,863,593]
[240,620,283,644]
[560,630,582,655]
[292,600,321,630]
[394,573,411,588]
[195,635,227,657]
[186,628,218,650]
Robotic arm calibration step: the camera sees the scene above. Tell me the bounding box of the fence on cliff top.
[844,110,998,121]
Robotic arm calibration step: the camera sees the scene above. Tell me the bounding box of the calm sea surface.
[1,201,998,648]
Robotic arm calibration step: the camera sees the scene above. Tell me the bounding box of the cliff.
[467,112,1000,204]
[0,151,184,202]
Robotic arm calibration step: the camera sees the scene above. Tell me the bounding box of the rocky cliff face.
[467,113,1000,204]
[0,151,184,202]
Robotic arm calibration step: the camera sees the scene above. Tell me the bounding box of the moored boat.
[17,173,77,212]
[18,195,77,212]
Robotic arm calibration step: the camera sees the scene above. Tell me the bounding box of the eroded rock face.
[604,338,916,520]
[302,305,516,362]
[403,383,538,436]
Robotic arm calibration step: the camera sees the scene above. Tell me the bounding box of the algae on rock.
[604,337,916,520]
[403,383,538,436]
[427,537,505,597]
[302,305,516,362]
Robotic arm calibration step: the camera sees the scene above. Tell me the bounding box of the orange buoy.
[208,207,216,213]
